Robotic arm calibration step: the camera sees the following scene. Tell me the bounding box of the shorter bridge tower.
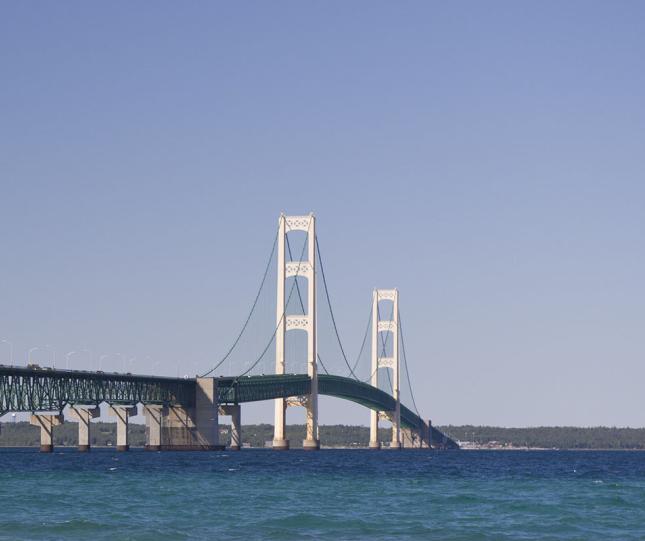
[273,213,319,450]
[369,288,401,450]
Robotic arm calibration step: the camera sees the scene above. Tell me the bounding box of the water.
[1,449,644,540]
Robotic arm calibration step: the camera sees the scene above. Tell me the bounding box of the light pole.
[100,353,124,372]
[45,344,56,368]
[28,346,41,365]
[75,349,93,370]
[98,354,110,371]
[1,339,13,364]
[65,351,77,370]
[64,348,93,370]
[113,353,123,373]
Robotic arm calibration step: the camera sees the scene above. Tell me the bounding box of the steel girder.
[0,365,193,414]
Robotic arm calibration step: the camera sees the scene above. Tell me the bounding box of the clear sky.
[1,2,643,427]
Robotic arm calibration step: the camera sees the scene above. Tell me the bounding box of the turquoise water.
[1,449,644,540]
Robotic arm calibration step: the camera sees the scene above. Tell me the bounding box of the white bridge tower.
[369,288,401,450]
[273,213,320,450]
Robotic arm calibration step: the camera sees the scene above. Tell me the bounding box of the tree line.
[2,422,645,449]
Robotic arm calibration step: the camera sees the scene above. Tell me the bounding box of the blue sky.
[1,2,644,426]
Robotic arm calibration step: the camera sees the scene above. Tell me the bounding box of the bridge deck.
[0,365,457,448]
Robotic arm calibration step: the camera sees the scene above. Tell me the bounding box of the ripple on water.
[1,449,645,540]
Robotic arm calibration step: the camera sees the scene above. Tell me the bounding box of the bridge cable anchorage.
[314,235,362,381]
[200,226,279,378]
[230,218,312,384]
[398,311,421,417]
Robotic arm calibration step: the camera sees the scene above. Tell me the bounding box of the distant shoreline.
[3,423,645,450]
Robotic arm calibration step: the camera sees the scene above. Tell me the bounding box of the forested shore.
[2,422,645,449]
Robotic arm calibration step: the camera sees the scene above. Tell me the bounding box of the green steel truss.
[0,365,194,413]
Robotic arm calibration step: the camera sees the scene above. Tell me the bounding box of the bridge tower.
[369,288,401,450]
[273,213,320,450]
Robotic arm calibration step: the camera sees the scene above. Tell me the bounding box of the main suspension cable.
[315,235,361,380]
[200,227,279,377]
[398,311,421,416]
[349,304,372,376]
[287,234,335,375]
[231,219,311,380]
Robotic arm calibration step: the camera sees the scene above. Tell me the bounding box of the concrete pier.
[143,404,167,451]
[369,408,380,449]
[390,403,402,449]
[194,377,220,450]
[108,405,137,451]
[219,404,241,450]
[30,414,63,453]
[69,406,100,451]
[272,399,289,450]
[302,399,320,450]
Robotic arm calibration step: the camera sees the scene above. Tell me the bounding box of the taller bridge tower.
[273,213,320,450]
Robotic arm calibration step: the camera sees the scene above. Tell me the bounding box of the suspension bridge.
[0,214,458,451]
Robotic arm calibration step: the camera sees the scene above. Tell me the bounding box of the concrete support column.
[273,399,289,450]
[143,405,167,451]
[220,404,242,450]
[108,405,137,451]
[390,290,401,450]
[230,405,241,451]
[195,377,220,450]
[273,214,289,451]
[302,213,319,451]
[69,406,100,451]
[402,428,416,449]
[30,414,63,453]
[302,397,320,450]
[369,411,381,449]
[369,291,380,449]
[390,403,402,450]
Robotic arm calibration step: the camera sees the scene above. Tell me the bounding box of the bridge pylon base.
[302,438,320,451]
[369,441,381,450]
[145,445,161,452]
[272,439,290,450]
[389,442,402,450]
[40,444,53,453]
[78,445,90,452]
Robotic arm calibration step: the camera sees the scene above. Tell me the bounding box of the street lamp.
[98,354,110,371]
[65,351,77,370]
[28,346,41,365]
[44,344,56,368]
[126,356,136,373]
[99,353,123,372]
[1,339,13,364]
[113,353,123,373]
[66,349,93,370]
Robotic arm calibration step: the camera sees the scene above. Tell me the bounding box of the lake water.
[1,449,644,540]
